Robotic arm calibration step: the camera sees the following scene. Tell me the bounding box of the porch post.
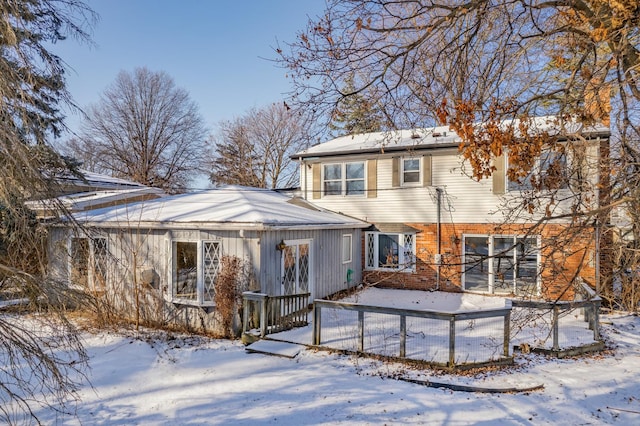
[448,316,456,367]
[313,303,321,345]
[552,304,560,351]
[400,315,406,358]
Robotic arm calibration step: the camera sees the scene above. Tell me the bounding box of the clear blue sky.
[53,0,326,138]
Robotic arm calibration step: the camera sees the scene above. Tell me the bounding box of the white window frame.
[401,156,421,186]
[280,238,313,296]
[461,234,541,295]
[365,232,416,272]
[322,161,366,197]
[507,151,568,192]
[68,235,108,291]
[342,234,353,264]
[171,239,222,306]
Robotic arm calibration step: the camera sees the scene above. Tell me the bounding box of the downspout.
[301,157,306,200]
[436,187,442,290]
[595,220,601,293]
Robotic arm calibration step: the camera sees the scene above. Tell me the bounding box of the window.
[281,240,311,295]
[401,157,421,186]
[342,234,352,263]
[93,237,108,289]
[70,237,89,288]
[203,241,222,302]
[365,232,415,272]
[69,236,108,291]
[508,151,568,191]
[323,164,342,195]
[172,240,222,305]
[323,162,365,196]
[463,235,539,295]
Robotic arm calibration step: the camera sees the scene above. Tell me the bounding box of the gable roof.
[71,186,369,230]
[294,117,610,159]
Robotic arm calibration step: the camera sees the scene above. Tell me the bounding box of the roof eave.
[293,142,460,161]
[57,220,370,231]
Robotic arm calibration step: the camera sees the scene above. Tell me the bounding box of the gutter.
[52,221,371,232]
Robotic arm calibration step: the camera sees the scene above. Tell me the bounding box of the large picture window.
[172,240,222,305]
[365,232,415,272]
[323,162,365,196]
[463,235,539,295]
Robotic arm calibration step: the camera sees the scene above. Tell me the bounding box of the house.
[47,186,369,333]
[293,118,610,300]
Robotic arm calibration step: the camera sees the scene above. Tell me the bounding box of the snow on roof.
[295,116,610,159]
[58,169,147,189]
[30,187,165,209]
[73,186,370,230]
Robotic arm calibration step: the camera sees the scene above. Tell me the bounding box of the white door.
[281,240,311,296]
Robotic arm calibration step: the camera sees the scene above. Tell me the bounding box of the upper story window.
[401,157,421,186]
[508,151,568,191]
[323,161,365,196]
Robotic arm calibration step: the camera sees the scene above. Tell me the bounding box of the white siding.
[303,151,501,223]
[301,142,603,225]
[48,225,363,311]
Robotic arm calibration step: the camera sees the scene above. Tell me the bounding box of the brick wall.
[362,222,597,300]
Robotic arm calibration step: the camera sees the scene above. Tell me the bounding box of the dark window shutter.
[423,155,432,187]
[367,159,377,198]
[312,163,321,199]
[392,157,400,187]
[493,154,506,195]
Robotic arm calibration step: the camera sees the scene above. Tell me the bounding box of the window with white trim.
[323,161,365,196]
[508,151,568,191]
[463,234,539,295]
[172,240,222,305]
[365,232,415,272]
[401,157,421,186]
[69,236,108,291]
[342,234,352,264]
[70,237,89,288]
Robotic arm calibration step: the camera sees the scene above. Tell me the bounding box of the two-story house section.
[293,119,610,300]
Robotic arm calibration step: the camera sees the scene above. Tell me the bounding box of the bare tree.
[67,67,208,193]
[60,137,103,172]
[0,0,97,423]
[279,1,640,305]
[209,103,310,189]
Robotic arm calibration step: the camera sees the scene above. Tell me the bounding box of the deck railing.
[312,299,512,368]
[510,284,602,355]
[242,292,310,338]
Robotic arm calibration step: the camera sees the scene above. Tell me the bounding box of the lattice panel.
[282,245,297,295]
[298,244,309,292]
[366,234,375,268]
[92,238,108,289]
[203,242,221,302]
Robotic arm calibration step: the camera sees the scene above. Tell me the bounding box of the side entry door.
[281,240,311,296]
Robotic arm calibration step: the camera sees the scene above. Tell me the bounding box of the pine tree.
[329,76,386,136]
[0,1,96,423]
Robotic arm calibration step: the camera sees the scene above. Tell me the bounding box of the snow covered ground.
[26,289,640,424]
